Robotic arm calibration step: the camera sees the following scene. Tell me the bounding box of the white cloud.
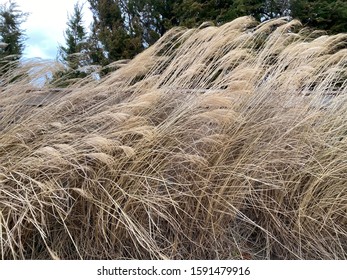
[0,0,93,60]
[25,45,51,60]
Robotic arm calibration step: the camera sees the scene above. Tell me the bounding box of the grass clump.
[0,17,347,259]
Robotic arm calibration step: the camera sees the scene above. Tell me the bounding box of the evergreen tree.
[52,2,90,86]
[0,0,28,73]
[58,2,88,73]
[127,0,178,46]
[172,0,264,27]
[291,0,347,33]
[85,0,347,76]
[88,0,143,66]
[86,0,267,70]
[261,0,290,19]
[87,0,181,69]
[229,0,264,21]
[150,0,179,36]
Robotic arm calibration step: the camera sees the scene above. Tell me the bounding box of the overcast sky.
[0,0,93,60]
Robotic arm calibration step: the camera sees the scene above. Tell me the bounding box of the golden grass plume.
[1,17,347,259]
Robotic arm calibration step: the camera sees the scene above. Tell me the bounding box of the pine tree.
[228,0,264,22]
[127,0,178,46]
[84,0,347,78]
[291,0,347,33]
[0,0,28,74]
[58,2,89,78]
[151,0,179,36]
[173,0,264,27]
[88,0,143,67]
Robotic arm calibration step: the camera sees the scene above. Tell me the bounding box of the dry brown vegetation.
[1,17,347,260]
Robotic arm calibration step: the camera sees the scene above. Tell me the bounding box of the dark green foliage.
[0,0,28,76]
[86,0,266,67]
[171,0,266,27]
[58,3,88,70]
[53,2,90,86]
[127,0,178,45]
[88,0,143,65]
[69,0,347,77]
[291,0,347,34]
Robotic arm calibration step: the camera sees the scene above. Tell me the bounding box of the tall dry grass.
[1,17,347,259]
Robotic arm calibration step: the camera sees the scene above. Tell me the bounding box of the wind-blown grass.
[1,16,347,259]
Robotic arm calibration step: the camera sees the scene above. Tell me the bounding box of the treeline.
[57,0,347,81]
[1,1,347,82]
[0,0,27,78]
